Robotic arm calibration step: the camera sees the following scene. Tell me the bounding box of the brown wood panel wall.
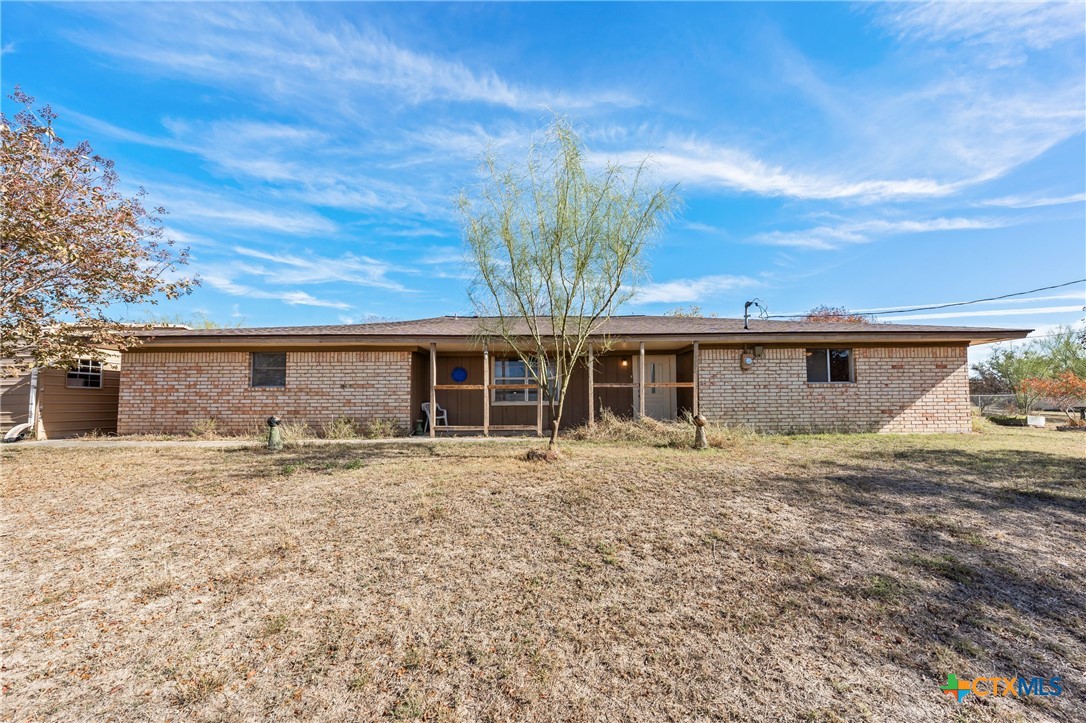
[676,350,693,416]
[38,368,120,438]
[0,373,32,432]
[593,353,635,418]
[420,353,594,430]
[409,351,428,428]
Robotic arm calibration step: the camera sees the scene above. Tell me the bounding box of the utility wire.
[765,279,1086,319]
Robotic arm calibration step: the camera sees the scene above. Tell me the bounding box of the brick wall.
[698,345,970,433]
[118,350,412,435]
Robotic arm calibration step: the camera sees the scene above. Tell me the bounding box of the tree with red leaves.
[1019,372,1086,426]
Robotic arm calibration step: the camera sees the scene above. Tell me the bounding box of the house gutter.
[128,329,1033,349]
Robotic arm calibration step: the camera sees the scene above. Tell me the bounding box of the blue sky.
[3,2,1084,360]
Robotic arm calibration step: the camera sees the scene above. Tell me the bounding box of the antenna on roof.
[743,299,768,330]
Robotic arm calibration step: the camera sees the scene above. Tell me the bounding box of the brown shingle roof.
[136,315,1032,342]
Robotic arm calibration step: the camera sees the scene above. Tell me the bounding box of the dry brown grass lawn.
[2,426,1083,722]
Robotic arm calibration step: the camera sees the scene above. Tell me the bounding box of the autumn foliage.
[1019,372,1086,425]
[802,305,873,323]
[1,87,195,373]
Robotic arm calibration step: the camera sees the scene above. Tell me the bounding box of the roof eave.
[128,328,1034,349]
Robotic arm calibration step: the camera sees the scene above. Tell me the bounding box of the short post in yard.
[693,414,709,450]
[267,415,283,451]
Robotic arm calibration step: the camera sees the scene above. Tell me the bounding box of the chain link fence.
[970,394,1017,414]
[972,393,1086,419]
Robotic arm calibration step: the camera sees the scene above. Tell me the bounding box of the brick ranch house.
[117,316,1031,436]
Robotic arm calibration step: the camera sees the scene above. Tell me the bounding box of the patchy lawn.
[1,427,1083,721]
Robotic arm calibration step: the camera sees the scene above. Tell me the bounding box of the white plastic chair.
[421,402,448,431]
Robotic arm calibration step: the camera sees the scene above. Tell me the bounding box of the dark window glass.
[805,349,829,383]
[806,348,853,383]
[66,359,103,388]
[829,349,852,382]
[251,352,286,387]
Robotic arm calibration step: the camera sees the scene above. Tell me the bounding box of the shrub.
[187,418,220,439]
[321,417,360,439]
[362,418,407,439]
[568,408,754,448]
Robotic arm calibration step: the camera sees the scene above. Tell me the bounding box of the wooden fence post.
[638,341,646,419]
[587,344,595,428]
[482,341,490,437]
[692,341,700,416]
[429,343,437,438]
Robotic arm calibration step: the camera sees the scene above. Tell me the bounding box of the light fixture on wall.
[621,358,629,367]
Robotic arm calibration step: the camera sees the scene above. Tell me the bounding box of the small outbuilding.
[1,352,122,441]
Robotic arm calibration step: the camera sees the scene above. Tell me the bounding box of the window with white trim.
[66,359,103,389]
[805,348,853,383]
[492,358,559,404]
[251,352,287,388]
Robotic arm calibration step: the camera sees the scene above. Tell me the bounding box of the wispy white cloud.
[875,2,1085,66]
[680,221,721,234]
[151,184,337,236]
[980,192,1086,209]
[232,246,411,292]
[73,4,634,112]
[888,305,1083,322]
[853,293,1085,315]
[201,274,353,310]
[634,274,760,304]
[609,140,957,202]
[750,216,1007,250]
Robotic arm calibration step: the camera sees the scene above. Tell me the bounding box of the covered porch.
[410,340,703,436]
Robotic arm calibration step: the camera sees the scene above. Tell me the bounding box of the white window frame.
[805,348,855,384]
[491,357,559,405]
[66,359,103,389]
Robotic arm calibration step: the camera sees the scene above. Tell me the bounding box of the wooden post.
[429,342,437,438]
[536,380,543,437]
[587,344,595,428]
[638,341,646,419]
[692,341,700,416]
[482,341,490,437]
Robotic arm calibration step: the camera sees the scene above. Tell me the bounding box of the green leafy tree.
[971,326,1085,412]
[460,117,677,450]
[1,88,195,374]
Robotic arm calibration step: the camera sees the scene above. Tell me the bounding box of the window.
[806,348,853,383]
[66,359,102,388]
[251,352,287,388]
[492,358,558,404]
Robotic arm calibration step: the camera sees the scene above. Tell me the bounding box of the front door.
[641,355,677,420]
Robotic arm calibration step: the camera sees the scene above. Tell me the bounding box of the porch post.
[429,342,437,438]
[536,378,543,437]
[482,341,490,437]
[692,341,700,416]
[587,344,595,428]
[638,341,646,419]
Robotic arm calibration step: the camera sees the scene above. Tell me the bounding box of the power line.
[764,279,1086,319]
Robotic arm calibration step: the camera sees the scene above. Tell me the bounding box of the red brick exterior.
[118,350,412,435]
[698,345,970,433]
